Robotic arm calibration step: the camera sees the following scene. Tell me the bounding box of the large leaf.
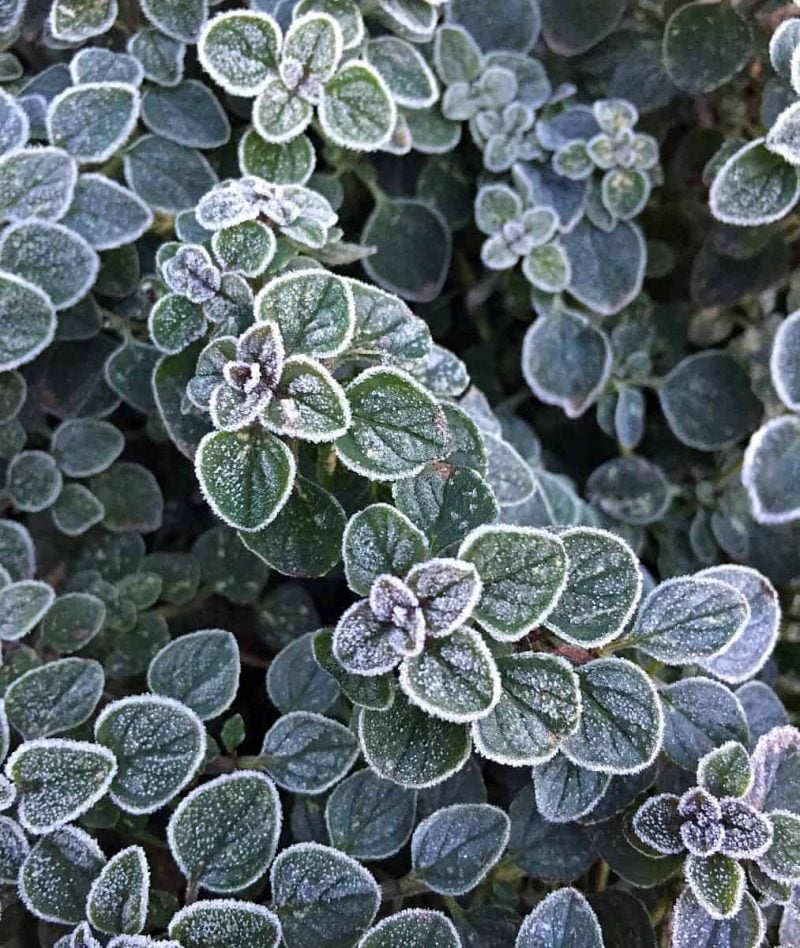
[169,900,282,948]
[259,711,358,794]
[516,888,603,947]
[5,657,104,739]
[710,140,800,226]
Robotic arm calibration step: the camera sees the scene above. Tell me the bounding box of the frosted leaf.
[108,937,182,948]
[629,576,749,664]
[411,803,509,896]
[738,682,789,744]
[334,599,407,675]
[0,519,35,580]
[149,294,206,355]
[533,755,610,824]
[686,852,745,920]
[0,579,54,641]
[545,526,641,647]
[459,525,567,642]
[147,629,239,721]
[359,692,471,789]
[212,220,276,277]
[742,416,800,524]
[719,799,772,859]
[5,738,116,834]
[358,909,460,948]
[128,28,185,87]
[86,846,149,935]
[697,565,780,684]
[256,270,354,359]
[679,788,724,857]
[281,14,342,94]
[169,899,282,948]
[168,772,281,894]
[319,61,396,152]
[94,695,206,814]
[140,0,206,42]
[19,826,105,924]
[483,431,534,506]
[671,888,764,948]
[562,657,662,775]
[198,11,282,97]
[263,356,350,443]
[259,710,358,794]
[238,129,316,185]
[515,888,603,948]
[0,815,28,884]
[195,179,259,231]
[0,700,7,765]
[295,0,364,50]
[0,91,28,156]
[195,428,295,532]
[70,48,143,86]
[6,450,62,512]
[368,36,438,109]
[369,574,424,649]
[271,842,379,948]
[141,80,230,149]
[710,139,800,226]
[757,810,800,886]
[0,272,56,371]
[49,0,117,41]
[771,309,800,411]
[343,503,428,596]
[254,75,313,144]
[474,183,521,235]
[633,793,683,855]
[345,278,432,366]
[409,345,470,399]
[5,658,104,739]
[661,678,748,772]
[473,652,580,767]
[335,367,449,481]
[399,627,500,723]
[405,558,481,637]
[698,741,753,799]
[767,101,800,166]
[62,173,152,251]
[267,631,339,714]
[47,84,139,164]
[0,219,98,310]
[163,244,221,304]
[325,769,416,860]
[124,135,217,214]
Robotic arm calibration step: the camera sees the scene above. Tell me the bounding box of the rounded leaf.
[710,140,800,226]
[516,888,603,948]
[169,900,282,948]
[198,11,282,97]
[86,846,149,935]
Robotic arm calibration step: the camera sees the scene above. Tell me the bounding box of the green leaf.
[394,466,498,554]
[319,60,395,151]
[368,36,437,108]
[0,220,98,310]
[562,658,662,775]
[544,526,642,647]
[0,580,54,641]
[325,769,416,860]
[192,525,269,605]
[259,710,358,794]
[51,419,124,477]
[282,12,343,87]
[710,140,800,226]
[142,80,229,149]
[358,909,460,948]
[91,462,164,533]
[256,270,354,359]
[663,0,753,94]
[561,220,646,316]
[411,802,509,895]
[5,658,104,739]
[60,174,152,252]
[459,525,567,642]
[266,632,339,714]
[686,852,745,920]
[105,341,159,413]
[124,135,217,213]
[263,357,350,442]
[154,345,214,459]
[149,294,206,355]
[400,628,500,724]
[521,310,612,418]
[212,221,276,277]
[240,477,346,578]
[743,416,800,525]
[517,888,603,947]
[661,678,748,771]
[628,577,750,664]
[449,0,541,53]
[195,428,296,532]
[313,628,395,711]
[147,629,240,721]
[671,889,764,948]
[361,198,451,303]
[39,592,106,653]
[86,846,149,935]
[169,900,282,948]
[586,456,671,526]
[19,826,105,924]
[533,755,610,823]
[473,653,580,766]
[698,741,753,799]
[271,843,380,948]
[47,83,139,164]
[49,0,117,41]
[168,772,282,893]
[335,367,449,480]
[359,692,471,789]
[253,76,314,144]
[140,0,206,42]
[6,450,62,512]
[0,371,25,423]
[345,277,431,365]
[95,695,206,814]
[6,738,116,834]
[759,811,800,884]
[343,503,428,596]
[0,272,56,371]
[198,10,282,97]
[128,28,186,87]
[0,816,28,885]
[69,47,143,85]
[239,130,316,184]
[0,146,76,222]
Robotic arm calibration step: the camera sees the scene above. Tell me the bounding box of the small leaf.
[51,419,124,477]
[671,889,764,948]
[128,28,186,87]
[141,80,229,149]
[686,852,744,920]
[0,580,54,641]
[168,772,282,893]
[0,146,76,223]
[262,356,351,443]
[19,826,105,924]
[267,632,339,714]
[368,36,438,108]
[6,738,116,834]
[710,140,800,226]
[660,678,748,772]
[147,629,240,721]
[124,135,217,213]
[259,710,358,794]
[359,692,471,789]
[5,658,104,739]
[6,450,62,512]
[239,130,316,184]
[86,846,149,935]
[95,695,206,814]
[212,221,276,277]
[698,741,753,799]
[561,220,646,316]
[343,503,428,596]
[0,815,28,885]
[562,658,662,775]
[49,0,117,41]
[319,60,395,151]
[586,456,671,526]
[253,77,313,144]
[742,416,800,525]
[325,769,416,860]
[198,11,282,96]
[358,909,460,948]
[772,309,800,411]
[61,174,152,252]
[47,83,139,164]
[313,629,395,711]
[0,272,56,371]
[39,593,106,654]
[760,810,800,884]
[516,888,603,947]
[169,900,282,948]
[533,755,610,823]
[91,462,164,534]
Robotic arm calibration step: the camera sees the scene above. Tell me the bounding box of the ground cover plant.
[2,0,800,945]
